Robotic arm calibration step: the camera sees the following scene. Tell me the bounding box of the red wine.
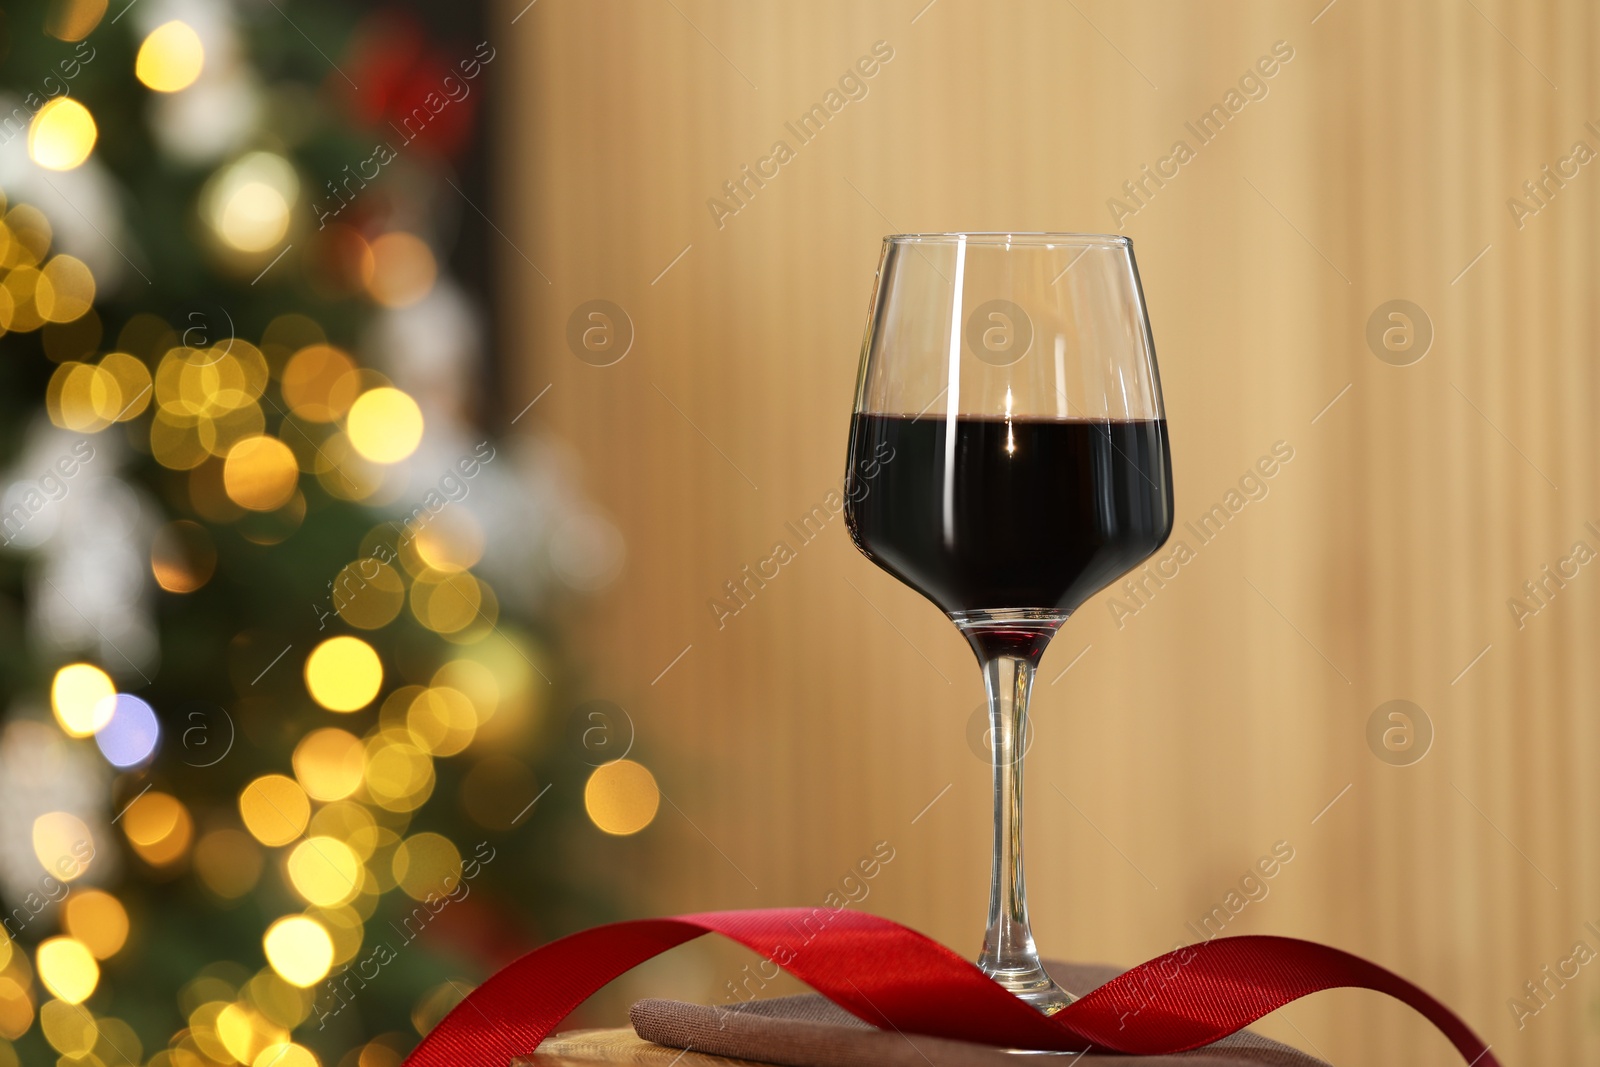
[845,414,1173,616]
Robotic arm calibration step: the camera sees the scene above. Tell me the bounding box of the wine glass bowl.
[843,233,1173,1014]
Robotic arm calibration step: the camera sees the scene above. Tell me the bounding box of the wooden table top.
[514,1028,764,1066]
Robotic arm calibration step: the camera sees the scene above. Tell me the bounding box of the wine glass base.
[982,966,1085,1055]
[979,960,1077,1014]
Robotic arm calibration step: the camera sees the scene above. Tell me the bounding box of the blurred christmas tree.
[0,1,641,1065]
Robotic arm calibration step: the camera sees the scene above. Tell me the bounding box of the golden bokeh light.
[363,732,434,812]
[0,975,32,1041]
[46,360,124,432]
[45,0,108,42]
[204,152,297,253]
[410,571,483,634]
[346,387,423,464]
[304,636,383,712]
[1,265,45,333]
[28,98,97,171]
[308,801,378,859]
[332,560,404,630]
[286,837,361,908]
[216,1000,287,1065]
[361,232,436,307]
[195,828,264,898]
[245,969,314,1031]
[37,255,95,323]
[256,1042,318,1067]
[413,509,485,573]
[136,21,205,92]
[406,687,477,756]
[4,204,51,266]
[151,520,217,593]
[31,811,94,881]
[36,938,98,1003]
[98,352,152,420]
[38,997,95,1055]
[262,916,333,988]
[584,759,661,836]
[391,833,461,901]
[122,791,193,866]
[281,344,359,422]
[50,662,115,737]
[240,775,311,847]
[61,890,128,960]
[223,435,299,511]
[36,1013,85,1057]
[292,727,365,801]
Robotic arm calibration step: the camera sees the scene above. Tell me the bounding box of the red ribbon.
[402,908,1498,1066]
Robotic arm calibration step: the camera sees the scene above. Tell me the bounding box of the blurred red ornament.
[338,11,480,160]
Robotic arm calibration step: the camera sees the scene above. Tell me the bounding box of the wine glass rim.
[884,231,1130,246]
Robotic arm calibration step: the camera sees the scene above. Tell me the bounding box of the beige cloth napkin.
[617,961,1331,1067]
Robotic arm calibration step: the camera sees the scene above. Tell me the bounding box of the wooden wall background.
[499,1,1599,1061]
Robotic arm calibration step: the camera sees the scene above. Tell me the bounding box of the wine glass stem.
[962,616,1074,1014]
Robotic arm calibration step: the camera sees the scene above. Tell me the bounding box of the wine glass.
[843,233,1174,1014]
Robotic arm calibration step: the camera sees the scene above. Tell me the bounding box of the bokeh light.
[204,152,297,253]
[391,832,462,902]
[361,232,436,307]
[304,636,382,712]
[584,759,660,835]
[256,1043,318,1067]
[28,98,97,170]
[38,998,94,1055]
[136,21,205,92]
[50,663,115,737]
[286,837,361,907]
[31,811,94,881]
[37,255,95,323]
[61,890,129,959]
[216,1000,288,1064]
[36,938,98,1003]
[0,975,32,1041]
[46,359,124,431]
[239,775,310,847]
[223,435,299,511]
[122,791,193,866]
[262,916,333,987]
[151,519,217,592]
[44,0,107,41]
[281,344,358,422]
[93,694,160,767]
[346,387,423,464]
[332,560,404,630]
[363,731,434,812]
[291,728,364,801]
